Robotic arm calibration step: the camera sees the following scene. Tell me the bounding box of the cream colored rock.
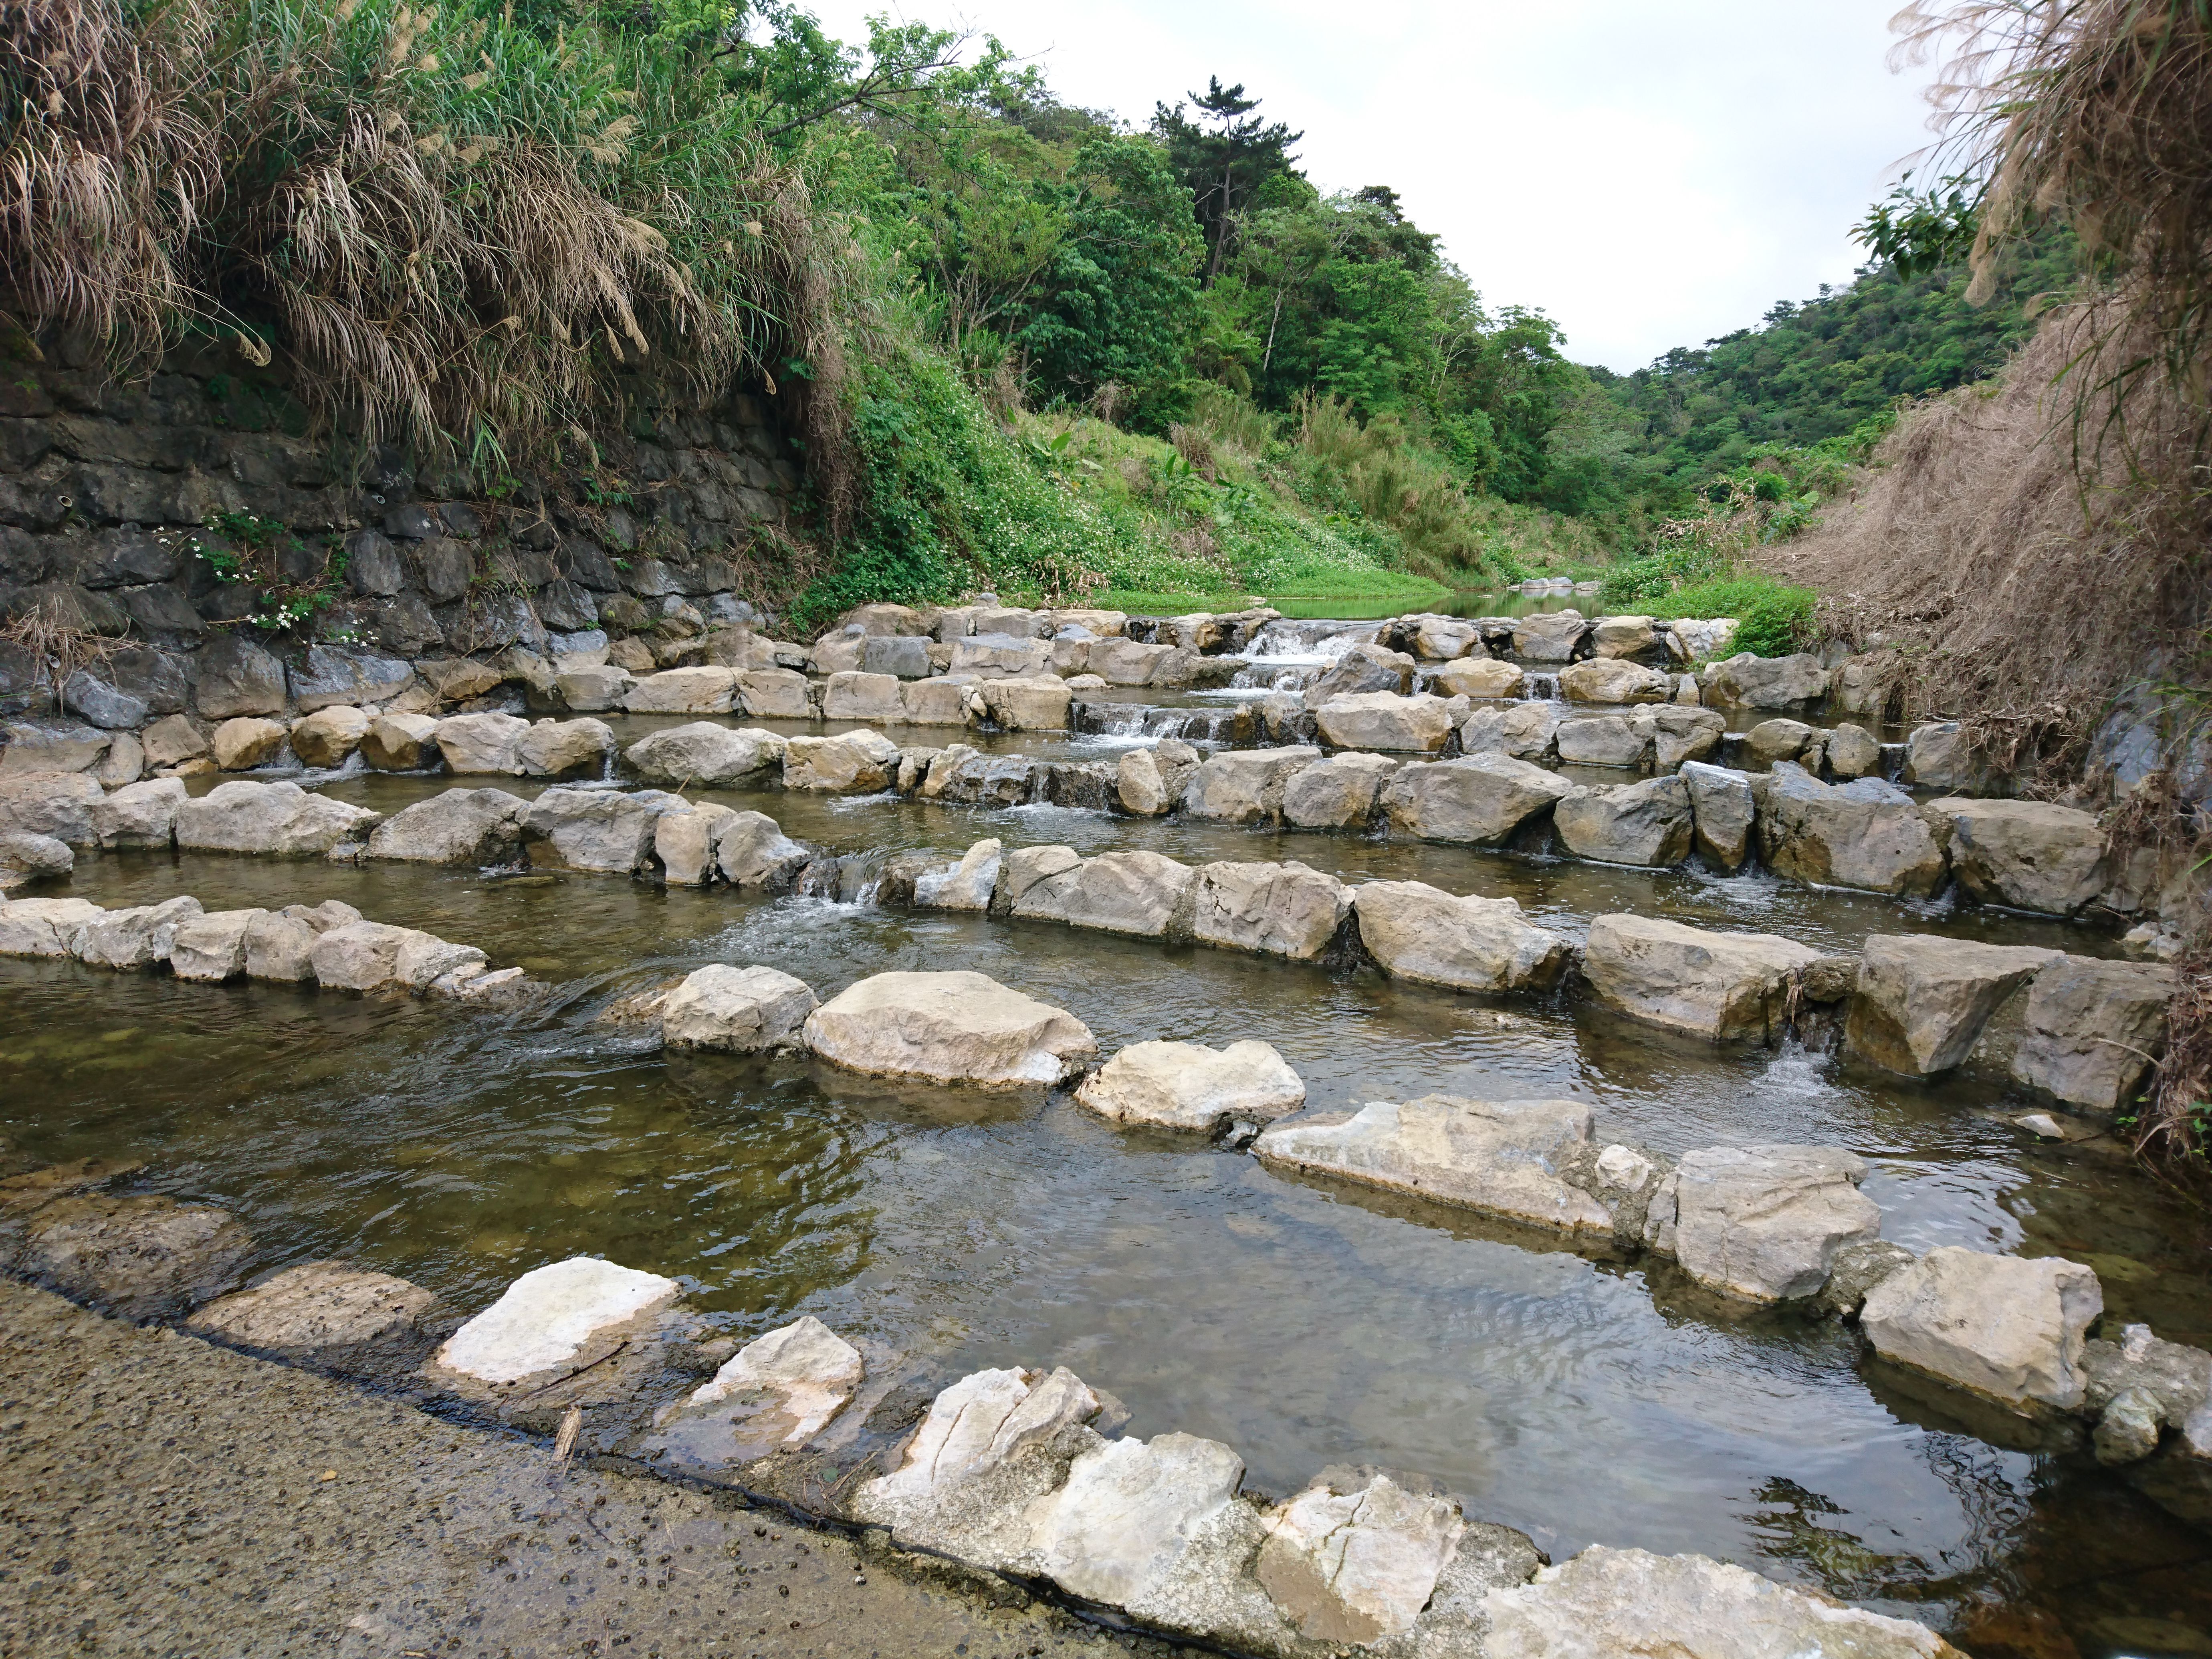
[288,706,369,769]
[1257,1473,1466,1645]
[1846,933,2063,1076]
[1075,1039,1306,1133]
[1314,691,1462,753]
[1191,860,1351,961]
[1558,658,1671,704]
[900,676,972,726]
[1590,615,1658,660]
[1429,657,1525,699]
[1011,850,1196,939]
[784,729,900,793]
[176,780,380,856]
[309,920,433,991]
[431,1256,680,1385]
[1458,701,1564,763]
[715,810,815,890]
[661,963,816,1053]
[361,712,441,771]
[1653,1144,1881,1302]
[1553,775,1693,866]
[210,716,288,771]
[821,670,906,723]
[1582,915,1823,1042]
[652,803,737,886]
[517,718,613,778]
[1554,714,1650,768]
[1511,610,1587,662]
[91,777,186,849]
[737,667,811,718]
[976,676,1073,731]
[71,895,203,970]
[1928,797,2110,916]
[1280,752,1397,832]
[1481,1546,1963,1659]
[625,723,785,786]
[1256,1095,1613,1235]
[365,787,527,865]
[140,713,207,769]
[681,1315,863,1448]
[1031,1433,1247,1609]
[0,896,104,957]
[188,1260,439,1361]
[1825,721,1881,779]
[1115,740,1200,816]
[1758,763,1948,897]
[1353,880,1572,992]
[433,711,531,775]
[169,908,266,983]
[521,787,678,874]
[1409,616,1479,659]
[802,969,1098,1087]
[0,771,104,845]
[1181,747,1321,824]
[554,664,634,712]
[621,666,741,715]
[1379,754,1572,845]
[1681,761,1754,869]
[1861,1247,2103,1414]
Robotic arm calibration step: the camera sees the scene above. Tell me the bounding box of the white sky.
[795,0,1950,373]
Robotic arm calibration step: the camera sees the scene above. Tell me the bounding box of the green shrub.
[1645,575,1817,658]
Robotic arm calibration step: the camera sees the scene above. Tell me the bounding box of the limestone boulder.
[1554,714,1650,768]
[1407,615,1479,659]
[622,666,740,715]
[1743,717,1816,768]
[287,706,369,769]
[1114,740,1199,816]
[210,716,288,771]
[861,636,933,680]
[1081,638,1176,686]
[1027,1431,1248,1608]
[168,908,266,982]
[2010,955,2176,1114]
[1191,861,1351,961]
[949,635,1052,678]
[1583,916,1824,1042]
[1300,642,1415,708]
[1314,692,1461,753]
[1703,651,1828,709]
[1511,610,1588,662]
[1902,721,1987,792]
[2,721,111,777]
[242,901,357,983]
[0,896,105,957]
[1861,1247,2103,1414]
[187,1260,439,1368]
[920,746,1035,807]
[1928,797,2109,916]
[554,664,634,712]
[1352,881,1573,993]
[0,770,104,845]
[1075,1039,1307,1133]
[1681,761,1754,870]
[1826,721,1881,779]
[821,670,906,723]
[430,1256,680,1387]
[1639,704,1727,768]
[1379,753,1572,845]
[652,803,736,886]
[1181,747,1322,824]
[715,810,814,890]
[625,722,786,787]
[802,969,1098,1087]
[737,667,811,718]
[1459,701,1563,763]
[652,1316,866,1467]
[1554,774,1693,866]
[141,714,207,769]
[1558,658,1671,704]
[365,787,527,866]
[1256,1471,1470,1646]
[72,894,203,969]
[517,717,613,778]
[92,776,186,848]
[1011,849,1197,939]
[434,711,531,775]
[1481,1547,1962,1659]
[1257,1096,1614,1235]
[0,831,71,888]
[14,1193,254,1322]
[1430,657,1524,699]
[784,729,900,793]
[977,676,1073,731]
[1649,1144,1881,1302]
[193,637,287,719]
[1280,752,1398,831]
[361,712,440,771]
[913,839,1002,910]
[176,780,380,856]
[661,964,816,1053]
[900,676,971,726]
[521,787,679,874]
[1846,933,2063,1077]
[309,920,434,991]
[1590,616,1658,660]
[1757,763,1948,896]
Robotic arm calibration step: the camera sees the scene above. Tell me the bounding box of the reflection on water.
[4,821,2209,1652]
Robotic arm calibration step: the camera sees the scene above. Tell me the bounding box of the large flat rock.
[1757,764,1947,897]
[802,969,1098,1086]
[1009,849,1196,939]
[176,780,381,856]
[1650,1144,1881,1302]
[1553,774,1693,867]
[1861,1246,2103,1415]
[1379,754,1572,846]
[1582,914,1823,1043]
[1351,881,1572,993]
[187,1259,440,1368]
[1255,1096,1614,1235]
[1846,933,2063,1077]
[1190,861,1350,961]
[2010,955,2176,1114]
[1928,796,2110,916]
[1076,1039,1306,1134]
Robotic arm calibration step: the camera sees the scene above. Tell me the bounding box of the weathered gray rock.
[1902,721,1986,791]
[821,670,907,723]
[360,712,440,771]
[652,1316,866,1466]
[1553,714,1650,768]
[289,646,412,712]
[920,745,1035,807]
[1743,717,1816,769]
[1558,658,1671,704]
[1639,704,1726,769]
[1511,610,1587,662]
[1681,761,1754,870]
[621,666,741,715]
[1826,722,1881,779]
[0,770,104,844]
[715,810,814,890]
[1430,657,1524,699]
[168,908,265,982]
[93,729,141,789]
[2,721,110,779]
[651,802,736,886]
[209,715,288,771]
[0,896,104,957]
[1846,933,2063,1077]
[1480,1546,1962,1659]
[1553,775,1693,866]
[1180,747,1321,824]
[1816,1238,1921,1318]
[1648,1144,1880,1302]
[1191,860,1350,961]
[661,963,816,1052]
[175,780,380,856]
[1257,1096,1613,1235]
[624,722,787,787]
[737,667,811,718]
[2081,1325,2212,1426]
[1255,1472,1473,1647]
[187,1260,440,1366]
[1076,1039,1306,1133]
[16,1193,254,1321]
[2097,1387,2166,1465]
[71,894,203,969]
[898,676,970,726]
[1379,754,1572,845]
[140,713,207,769]
[429,1256,680,1386]
[976,676,1073,731]
[1301,642,1415,708]
[521,787,679,874]
[1352,882,1572,993]
[802,970,1097,1086]
[1280,752,1398,832]
[516,717,612,778]
[193,636,287,719]
[365,787,528,865]
[1115,740,1200,816]
[243,900,359,983]
[1458,701,1564,763]
[287,706,369,770]
[2010,955,2176,1114]
[1011,849,1196,939]
[1582,915,1824,1043]
[0,830,72,887]
[784,729,900,792]
[1314,692,1461,753]
[434,711,531,775]
[1860,1246,2103,1414]
[1590,615,1658,660]
[1927,797,2109,916]
[554,664,634,712]
[309,920,434,992]
[1758,763,1948,896]
[1703,651,1827,709]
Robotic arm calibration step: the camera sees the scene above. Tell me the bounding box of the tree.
[1150,77,1302,283]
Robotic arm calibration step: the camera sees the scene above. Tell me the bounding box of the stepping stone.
[801,970,1097,1087]
[1861,1247,2102,1415]
[1846,934,2063,1076]
[1075,1040,1305,1134]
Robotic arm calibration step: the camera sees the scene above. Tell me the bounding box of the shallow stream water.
[6,692,2212,1655]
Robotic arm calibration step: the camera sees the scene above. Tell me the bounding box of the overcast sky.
[796,0,1949,373]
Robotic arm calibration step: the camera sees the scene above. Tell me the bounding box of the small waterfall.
[1242,620,1379,664]
[1525,672,1562,702]
[1227,661,1320,693]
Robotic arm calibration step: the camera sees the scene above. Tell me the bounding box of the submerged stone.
[187,1259,440,1367]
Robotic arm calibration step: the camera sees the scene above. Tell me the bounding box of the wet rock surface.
[1076,1039,1307,1134]
[1861,1247,2104,1414]
[803,969,1098,1086]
